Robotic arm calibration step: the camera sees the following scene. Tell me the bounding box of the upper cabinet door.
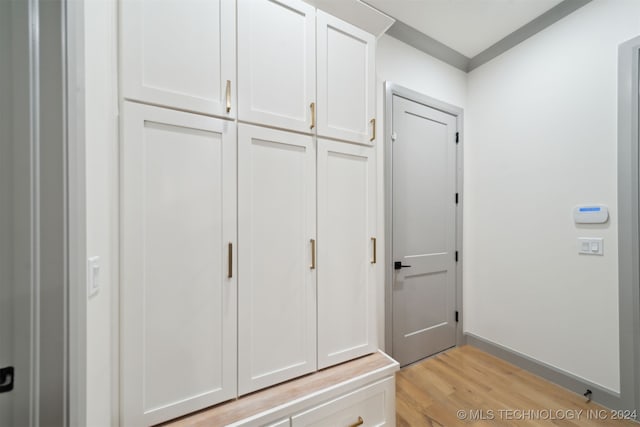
[237,0,316,133]
[121,102,237,426]
[121,0,236,118]
[317,11,376,145]
[317,139,377,369]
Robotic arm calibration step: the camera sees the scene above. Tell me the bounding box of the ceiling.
[363,0,565,58]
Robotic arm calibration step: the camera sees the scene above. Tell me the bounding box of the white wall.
[376,35,467,109]
[84,0,119,424]
[375,34,467,348]
[465,0,640,393]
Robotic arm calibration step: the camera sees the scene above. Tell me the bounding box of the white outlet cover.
[578,238,603,256]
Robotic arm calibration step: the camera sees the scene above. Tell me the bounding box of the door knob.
[394,261,411,270]
[0,367,14,393]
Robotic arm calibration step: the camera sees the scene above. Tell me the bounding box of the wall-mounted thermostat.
[573,205,608,224]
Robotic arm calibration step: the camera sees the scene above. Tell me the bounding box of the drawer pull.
[310,238,316,270]
[228,242,233,278]
[349,416,364,427]
[371,237,376,264]
[310,102,316,129]
[226,80,232,113]
[370,118,376,142]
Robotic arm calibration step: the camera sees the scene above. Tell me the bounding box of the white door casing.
[317,138,377,369]
[238,123,317,395]
[121,0,236,117]
[121,102,237,426]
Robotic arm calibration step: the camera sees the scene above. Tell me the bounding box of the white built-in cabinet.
[237,0,316,133]
[237,124,317,395]
[236,0,376,145]
[121,102,237,427]
[317,11,376,145]
[317,139,377,369]
[121,0,236,117]
[120,0,385,424]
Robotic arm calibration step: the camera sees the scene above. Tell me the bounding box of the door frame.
[383,81,464,356]
[617,36,640,413]
[66,0,88,424]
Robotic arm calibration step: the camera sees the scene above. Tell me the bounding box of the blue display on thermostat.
[579,207,601,212]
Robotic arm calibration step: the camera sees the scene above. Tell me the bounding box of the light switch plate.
[578,238,603,256]
[88,256,100,298]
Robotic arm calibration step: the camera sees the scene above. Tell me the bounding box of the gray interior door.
[0,1,30,424]
[391,94,458,366]
[0,1,66,425]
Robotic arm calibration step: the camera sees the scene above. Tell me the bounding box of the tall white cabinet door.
[121,102,237,426]
[121,0,236,117]
[317,11,376,145]
[237,0,316,133]
[317,139,377,369]
[238,124,316,395]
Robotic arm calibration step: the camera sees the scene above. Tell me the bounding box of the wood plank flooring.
[396,345,638,426]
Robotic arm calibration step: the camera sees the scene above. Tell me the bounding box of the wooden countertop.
[160,351,399,427]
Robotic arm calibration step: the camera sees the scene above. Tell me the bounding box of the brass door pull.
[370,118,376,142]
[349,416,364,427]
[228,242,233,278]
[310,238,316,269]
[371,237,376,264]
[310,102,316,129]
[226,80,231,113]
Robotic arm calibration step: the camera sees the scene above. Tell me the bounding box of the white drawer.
[291,377,395,427]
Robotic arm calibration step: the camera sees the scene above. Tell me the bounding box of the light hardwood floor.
[396,345,638,426]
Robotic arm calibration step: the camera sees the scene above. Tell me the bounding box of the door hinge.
[455,193,459,204]
[0,367,14,393]
[455,251,458,262]
[455,311,459,322]
[455,132,459,144]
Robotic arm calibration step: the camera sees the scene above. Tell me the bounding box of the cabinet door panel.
[238,124,316,395]
[317,11,375,144]
[121,0,235,117]
[317,139,377,369]
[237,0,315,132]
[121,102,237,426]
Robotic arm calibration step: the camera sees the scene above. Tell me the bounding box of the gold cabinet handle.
[349,417,364,427]
[370,118,376,142]
[228,242,233,278]
[310,238,316,269]
[226,80,231,113]
[371,237,376,264]
[310,102,316,129]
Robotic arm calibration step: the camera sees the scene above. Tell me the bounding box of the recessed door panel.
[238,124,316,395]
[317,11,375,144]
[121,0,236,117]
[237,0,315,132]
[121,102,237,425]
[317,139,376,369]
